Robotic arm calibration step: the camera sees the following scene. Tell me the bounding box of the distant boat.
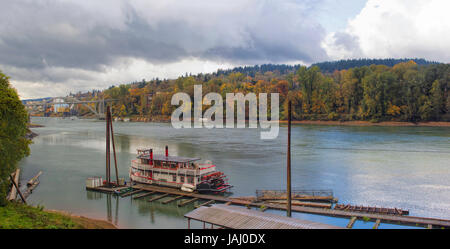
[123,118,130,122]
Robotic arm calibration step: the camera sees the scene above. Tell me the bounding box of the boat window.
[180,176,185,183]
[172,175,177,182]
[187,176,194,184]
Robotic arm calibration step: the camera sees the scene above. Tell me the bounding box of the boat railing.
[132,160,199,176]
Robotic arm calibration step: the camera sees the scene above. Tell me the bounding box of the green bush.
[0,71,31,206]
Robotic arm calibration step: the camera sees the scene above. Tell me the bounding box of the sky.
[0,0,449,99]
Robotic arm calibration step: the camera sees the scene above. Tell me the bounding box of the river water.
[20,117,450,228]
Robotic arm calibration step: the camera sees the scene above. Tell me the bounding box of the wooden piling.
[287,100,292,217]
[373,219,381,229]
[106,106,111,187]
[108,108,119,185]
[347,217,357,229]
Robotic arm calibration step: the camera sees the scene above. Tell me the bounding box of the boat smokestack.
[150,149,153,165]
[165,145,168,157]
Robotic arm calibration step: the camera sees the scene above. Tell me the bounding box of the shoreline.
[31,115,450,127]
[46,209,117,229]
[277,120,450,127]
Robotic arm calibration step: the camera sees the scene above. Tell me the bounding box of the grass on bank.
[0,202,115,229]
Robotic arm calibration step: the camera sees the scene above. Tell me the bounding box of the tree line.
[72,60,449,122]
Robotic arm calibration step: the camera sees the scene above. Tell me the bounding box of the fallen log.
[27,171,42,186]
[7,169,20,201]
[23,180,40,199]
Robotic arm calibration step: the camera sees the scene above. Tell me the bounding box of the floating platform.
[86,185,129,194]
[131,183,450,229]
[335,203,409,216]
[256,189,338,203]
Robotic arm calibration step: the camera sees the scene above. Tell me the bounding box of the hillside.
[34,60,449,123]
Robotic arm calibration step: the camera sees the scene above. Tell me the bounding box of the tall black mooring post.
[287,101,292,217]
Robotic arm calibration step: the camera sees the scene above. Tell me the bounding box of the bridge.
[24,96,117,119]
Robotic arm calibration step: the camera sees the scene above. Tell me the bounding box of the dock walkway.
[133,184,450,228]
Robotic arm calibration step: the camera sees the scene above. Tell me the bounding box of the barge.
[129,146,232,194]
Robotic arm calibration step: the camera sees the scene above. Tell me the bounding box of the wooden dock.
[120,189,144,197]
[335,203,409,216]
[132,183,450,229]
[86,185,129,194]
[162,195,184,204]
[148,193,170,202]
[133,191,155,200]
[178,197,199,207]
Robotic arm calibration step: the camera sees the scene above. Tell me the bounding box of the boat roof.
[138,154,200,163]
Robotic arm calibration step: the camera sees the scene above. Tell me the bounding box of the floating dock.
[335,203,409,216]
[185,204,342,229]
[130,183,450,229]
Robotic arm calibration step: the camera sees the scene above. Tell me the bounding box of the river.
[20,117,450,228]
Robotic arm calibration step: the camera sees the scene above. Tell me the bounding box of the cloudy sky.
[1,0,449,99]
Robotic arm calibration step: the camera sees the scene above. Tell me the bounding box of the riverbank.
[0,202,116,229]
[121,117,450,127]
[31,114,450,127]
[278,120,450,127]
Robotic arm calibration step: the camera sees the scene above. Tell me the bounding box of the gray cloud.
[0,0,331,98]
[0,0,328,69]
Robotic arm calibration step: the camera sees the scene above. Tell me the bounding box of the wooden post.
[109,109,119,185]
[287,101,292,217]
[106,106,111,187]
[188,218,191,229]
[373,219,381,229]
[347,217,357,229]
[9,174,26,204]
